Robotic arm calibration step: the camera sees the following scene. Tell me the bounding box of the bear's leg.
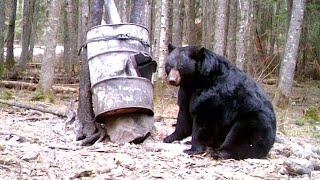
[183,117,209,155]
[212,119,273,160]
[164,87,193,143]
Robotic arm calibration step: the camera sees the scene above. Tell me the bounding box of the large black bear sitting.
[163,44,276,160]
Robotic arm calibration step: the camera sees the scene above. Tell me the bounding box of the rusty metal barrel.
[86,23,154,121]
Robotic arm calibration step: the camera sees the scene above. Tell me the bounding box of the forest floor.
[0,80,320,179]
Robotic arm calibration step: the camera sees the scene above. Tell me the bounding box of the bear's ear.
[190,47,206,62]
[168,43,176,53]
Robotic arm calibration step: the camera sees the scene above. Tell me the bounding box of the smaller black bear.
[163,44,276,160]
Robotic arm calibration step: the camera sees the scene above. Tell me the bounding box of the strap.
[78,34,150,55]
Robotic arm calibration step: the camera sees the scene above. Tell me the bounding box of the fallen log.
[0,80,78,93]
[0,99,66,117]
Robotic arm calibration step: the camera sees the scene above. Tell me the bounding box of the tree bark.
[157,0,169,81]
[39,0,62,100]
[185,0,196,45]
[104,0,121,23]
[168,0,173,43]
[286,0,293,36]
[88,0,104,28]
[130,0,148,26]
[236,0,250,70]
[63,0,79,82]
[274,0,306,108]
[226,0,237,62]
[78,0,89,47]
[63,0,71,77]
[6,0,17,70]
[201,0,208,48]
[269,1,280,56]
[19,0,36,70]
[76,0,105,146]
[28,1,40,62]
[172,0,184,46]
[151,0,162,66]
[0,0,5,73]
[213,0,228,56]
[116,0,130,22]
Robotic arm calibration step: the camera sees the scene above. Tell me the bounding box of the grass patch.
[304,105,320,122]
[30,89,54,103]
[0,90,14,100]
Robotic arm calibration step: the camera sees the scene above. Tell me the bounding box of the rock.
[284,158,315,175]
[104,114,154,144]
[311,171,320,179]
[21,151,39,162]
[290,142,317,159]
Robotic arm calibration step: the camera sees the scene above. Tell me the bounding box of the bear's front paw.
[163,133,179,143]
[183,146,206,155]
[210,150,232,160]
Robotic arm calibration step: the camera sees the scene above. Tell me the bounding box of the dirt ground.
[0,81,320,179]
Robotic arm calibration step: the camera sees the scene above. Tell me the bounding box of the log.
[0,80,78,93]
[262,78,277,85]
[0,99,66,117]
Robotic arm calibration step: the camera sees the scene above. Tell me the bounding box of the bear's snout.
[168,69,181,86]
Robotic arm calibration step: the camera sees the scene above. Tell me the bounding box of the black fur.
[164,45,276,160]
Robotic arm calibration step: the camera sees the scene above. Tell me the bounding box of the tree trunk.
[0,0,5,75]
[185,0,196,45]
[68,0,79,77]
[19,0,36,70]
[226,0,237,62]
[246,0,256,75]
[172,0,184,46]
[130,0,148,26]
[78,0,89,47]
[88,0,104,28]
[157,0,169,81]
[213,0,228,56]
[39,0,62,101]
[269,1,280,56]
[201,0,208,48]
[104,0,121,23]
[28,1,40,62]
[63,0,71,77]
[236,0,250,70]
[151,0,161,65]
[5,0,17,70]
[273,0,306,108]
[116,0,130,22]
[167,0,173,43]
[76,0,104,145]
[286,0,293,35]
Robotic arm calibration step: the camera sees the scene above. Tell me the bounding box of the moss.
[294,117,305,126]
[0,64,5,78]
[30,90,45,101]
[304,105,320,122]
[0,90,14,100]
[31,89,55,103]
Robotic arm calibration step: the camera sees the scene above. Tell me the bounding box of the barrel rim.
[87,23,149,33]
[95,106,154,123]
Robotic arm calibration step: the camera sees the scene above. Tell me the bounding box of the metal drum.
[92,77,153,121]
[86,24,154,121]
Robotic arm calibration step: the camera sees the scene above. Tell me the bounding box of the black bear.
[163,44,276,160]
